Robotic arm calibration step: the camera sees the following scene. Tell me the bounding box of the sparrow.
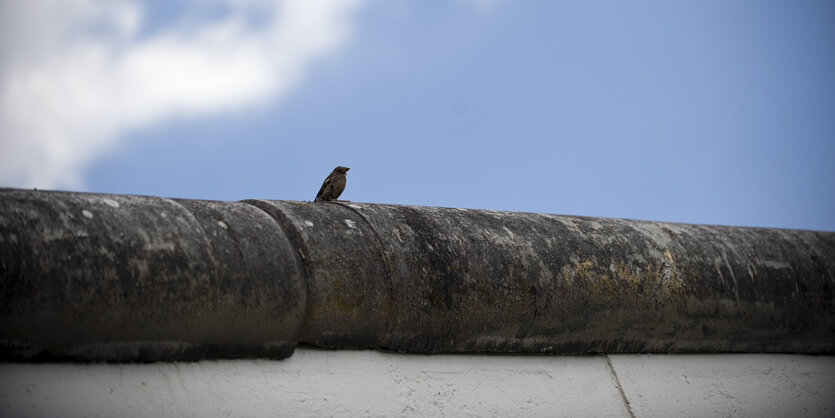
[314,166,350,202]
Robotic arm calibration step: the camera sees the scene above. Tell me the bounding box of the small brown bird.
[314,166,350,202]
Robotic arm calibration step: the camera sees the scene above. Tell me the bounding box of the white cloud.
[0,0,365,189]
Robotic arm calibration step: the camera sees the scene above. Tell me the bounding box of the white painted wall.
[1,350,833,417]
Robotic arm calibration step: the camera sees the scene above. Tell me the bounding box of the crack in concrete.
[606,355,636,418]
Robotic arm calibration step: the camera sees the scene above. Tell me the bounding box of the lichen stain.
[652,250,686,302]
[588,272,619,301]
[561,260,623,303]
[602,256,687,307]
[575,261,594,282]
[560,265,573,285]
[612,263,643,300]
[328,276,366,316]
[660,273,686,299]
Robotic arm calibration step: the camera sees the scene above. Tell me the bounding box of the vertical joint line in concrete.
[163,197,221,283]
[240,199,313,341]
[337,202,396,335]
[606,355,636,418]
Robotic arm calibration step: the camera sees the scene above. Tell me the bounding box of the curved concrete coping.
[1,188,833,361]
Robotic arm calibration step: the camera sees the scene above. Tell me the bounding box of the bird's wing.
[315,174,332,201]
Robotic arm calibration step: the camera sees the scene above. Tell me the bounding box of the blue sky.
[2,0,834,231]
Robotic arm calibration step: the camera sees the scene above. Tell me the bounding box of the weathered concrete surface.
[1,351,833,417]
[0,189,304,361]
[0,350,632,417]
[1,188,834,361]
[609,354,835,417]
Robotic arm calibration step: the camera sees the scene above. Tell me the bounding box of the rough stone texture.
[0,189,304,361]
[243,200,391,349]
[350,204,835,354]
[1,188,834,361]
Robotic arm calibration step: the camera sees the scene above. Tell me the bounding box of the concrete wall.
[2,349,834,417]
